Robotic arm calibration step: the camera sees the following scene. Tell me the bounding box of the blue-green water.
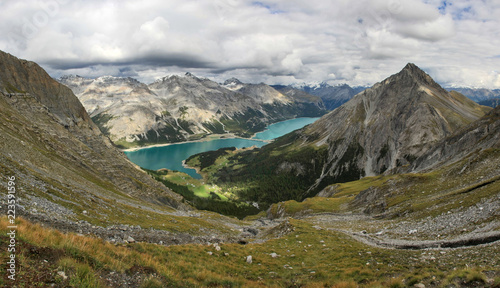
[125,117,319,179]
[125,138,267,179]
[252,117,319,140]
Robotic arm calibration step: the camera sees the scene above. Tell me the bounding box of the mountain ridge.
[0,50,189,221]
[60,73,327,147]
[305,63,490,180]
[280,82,366,111]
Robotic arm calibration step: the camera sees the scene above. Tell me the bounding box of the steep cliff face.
[0,51,187,223]
[0,53,89,128]
[61,73,326,147]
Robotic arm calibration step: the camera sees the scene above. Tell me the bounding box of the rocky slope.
[59,75,175,145]
[266,106,499,251]
[223,77,290,104]
[412,105,500,171]
[296,63,491,190]
[0,50,188,226]
[60,74,326,147]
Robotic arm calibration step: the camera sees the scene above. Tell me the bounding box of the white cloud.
[394,14,455,41]
[0,0,498,88]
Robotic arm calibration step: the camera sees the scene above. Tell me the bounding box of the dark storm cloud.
[43,53,213,70]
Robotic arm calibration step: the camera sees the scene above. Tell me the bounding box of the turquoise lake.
[124,117,319,179]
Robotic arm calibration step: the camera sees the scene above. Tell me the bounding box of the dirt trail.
[330,228,500,250]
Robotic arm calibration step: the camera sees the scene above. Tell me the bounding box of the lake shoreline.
[122,133,270,152]
[122,117,319,152]
[123,117,320,178]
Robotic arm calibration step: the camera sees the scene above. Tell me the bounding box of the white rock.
[270,253,278,258]
[126,236,135,243]
[246,255,252,264]
[57,271,68,280]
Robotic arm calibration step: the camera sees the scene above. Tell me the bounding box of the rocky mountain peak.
[271,63,491,192]
[402,62,419,72]
[393,63,441,89]
[0,50,90,128]
[223,77,243,86]
[58,74,85,81]
[184,72,203,82]
[153,74,184,84]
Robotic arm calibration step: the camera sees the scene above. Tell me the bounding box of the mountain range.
[1,50,499,287]
[447,87,500,102]
[58,72,499,151]
[188,63,493,204]
[291,83,367,110]
[478,97,500,108]
[59,74,326,148]
[281,83,500,111]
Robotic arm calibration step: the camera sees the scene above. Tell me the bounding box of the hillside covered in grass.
[2,217,499,287]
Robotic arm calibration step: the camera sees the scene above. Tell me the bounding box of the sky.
[0,0,499,88]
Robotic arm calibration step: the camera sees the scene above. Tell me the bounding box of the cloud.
[394,14,455,41]
[137,17,170,42]
[0,0,499,88]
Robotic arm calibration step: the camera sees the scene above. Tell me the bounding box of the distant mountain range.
[59,74,326,148]
[278,83,500,110]
[59,72,500,150]
[446,87,500,102]
[273,83,368,111]
[478,97,500,108]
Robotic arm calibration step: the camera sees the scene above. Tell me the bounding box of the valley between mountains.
[1,50,499,287]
